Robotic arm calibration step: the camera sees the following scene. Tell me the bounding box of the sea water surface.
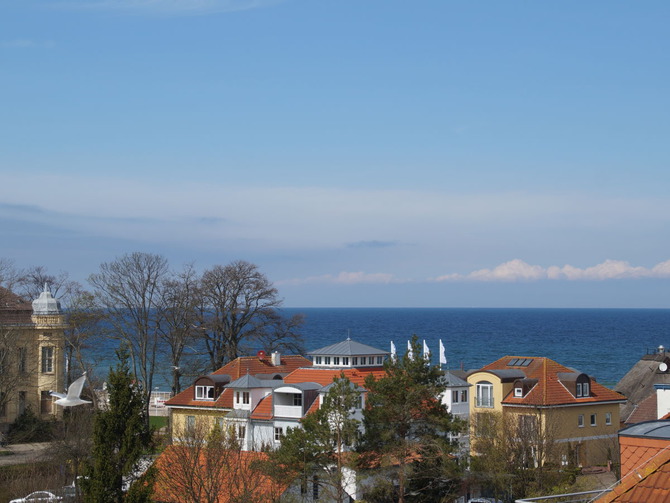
[88,308,670,390]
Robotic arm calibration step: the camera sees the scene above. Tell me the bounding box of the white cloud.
[434,259,670,282]
[278,271,397,286]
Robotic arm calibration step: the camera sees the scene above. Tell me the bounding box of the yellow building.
[468,356,626,467]
[0,286,66,430]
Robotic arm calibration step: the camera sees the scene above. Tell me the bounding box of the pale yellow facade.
[0,307,66,427]
[170,407,229,439]
[468,369,622,466]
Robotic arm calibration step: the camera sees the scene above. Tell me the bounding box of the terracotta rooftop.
[479,356,626,407]
[212,354,312,379]
[167,386,234,408]
[284,367,387,388]
[250,394,273,421]
[154,446,289,503]
[166,354,311,408]
[597,447,670,502]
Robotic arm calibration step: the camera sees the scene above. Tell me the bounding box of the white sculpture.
[50,373,92,407]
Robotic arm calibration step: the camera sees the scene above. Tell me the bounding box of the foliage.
[7,407,56,443]
[266,375,362,503]
[360,335,462,503]
[81,345,153,503]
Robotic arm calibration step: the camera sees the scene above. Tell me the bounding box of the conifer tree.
[360,335,462,503]
[82,345,154,503]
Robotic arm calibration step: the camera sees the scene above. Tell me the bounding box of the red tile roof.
[213,355,312,379]
[479,356,626,407]
[284,367,387,388]
[250,394,273,421]
[597,448,670,502]
[166,354,311,408]
[154,446,289,503]
[167,387,234,408]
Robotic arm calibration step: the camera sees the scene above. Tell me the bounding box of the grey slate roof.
[620,420,670,439]
[308,338,388,357]
[441,371,471,388]
[226,374,284,389]
[321,380,366,393]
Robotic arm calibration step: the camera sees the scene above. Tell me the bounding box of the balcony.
[274,405,303,418]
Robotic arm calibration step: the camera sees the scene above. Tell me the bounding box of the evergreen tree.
[267,375,362,503]
[82,345,154,503]
[360,335,462,503]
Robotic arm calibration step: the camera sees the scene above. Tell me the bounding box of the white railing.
[274,405,303,418]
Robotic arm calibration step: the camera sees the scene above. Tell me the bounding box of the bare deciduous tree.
[155,422,285,503]
[197,260,303,371]
[89,252,169,417]
[158,264,201,395]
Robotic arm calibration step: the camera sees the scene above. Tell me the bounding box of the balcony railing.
[515,489,611,503]
[475,396,494,408]
[274,404,303,418]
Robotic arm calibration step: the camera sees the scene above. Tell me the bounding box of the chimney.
[271,351,281,366]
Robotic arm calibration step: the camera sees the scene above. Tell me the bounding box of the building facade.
[467,355,626,467]
[0,286,66,429]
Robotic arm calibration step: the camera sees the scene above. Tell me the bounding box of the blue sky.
[1,0,670,307]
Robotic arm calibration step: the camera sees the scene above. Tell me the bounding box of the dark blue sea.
[87,308,670,391]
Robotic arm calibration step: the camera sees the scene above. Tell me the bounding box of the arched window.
[476,381,494,408]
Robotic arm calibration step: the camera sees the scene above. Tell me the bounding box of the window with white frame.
[343,357,349,366]
[237,424,246,440]
[315,356,322,365]
[243,391,250,404]
[274,427,283,441]
[377,356,383,365]
[195,385,214,400]
[583,382,590,397]
[41,346,54,373]
[333,357,340,366]
[578,414,584,427]
[460,390,468,402]
[590,413,597,426]
[352,357,358,365]
[605,412,612,425]
[452,390,459,403]
[186,415,195,432]
[324,357,331,365]
[476,382,494,408]
[514,387,523,397]
[576,383,583,397]
[293,393,302,406]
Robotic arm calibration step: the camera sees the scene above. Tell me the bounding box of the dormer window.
[324,357,331,365]
[514,387,523,397]
[343,357,349,366]
[333,357,340,366]
[195,385,214,400]
[576,379,590,398]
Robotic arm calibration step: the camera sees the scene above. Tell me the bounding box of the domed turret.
[32,284,62,315]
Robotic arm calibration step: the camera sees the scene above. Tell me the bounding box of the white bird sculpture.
[50,373,92,407]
